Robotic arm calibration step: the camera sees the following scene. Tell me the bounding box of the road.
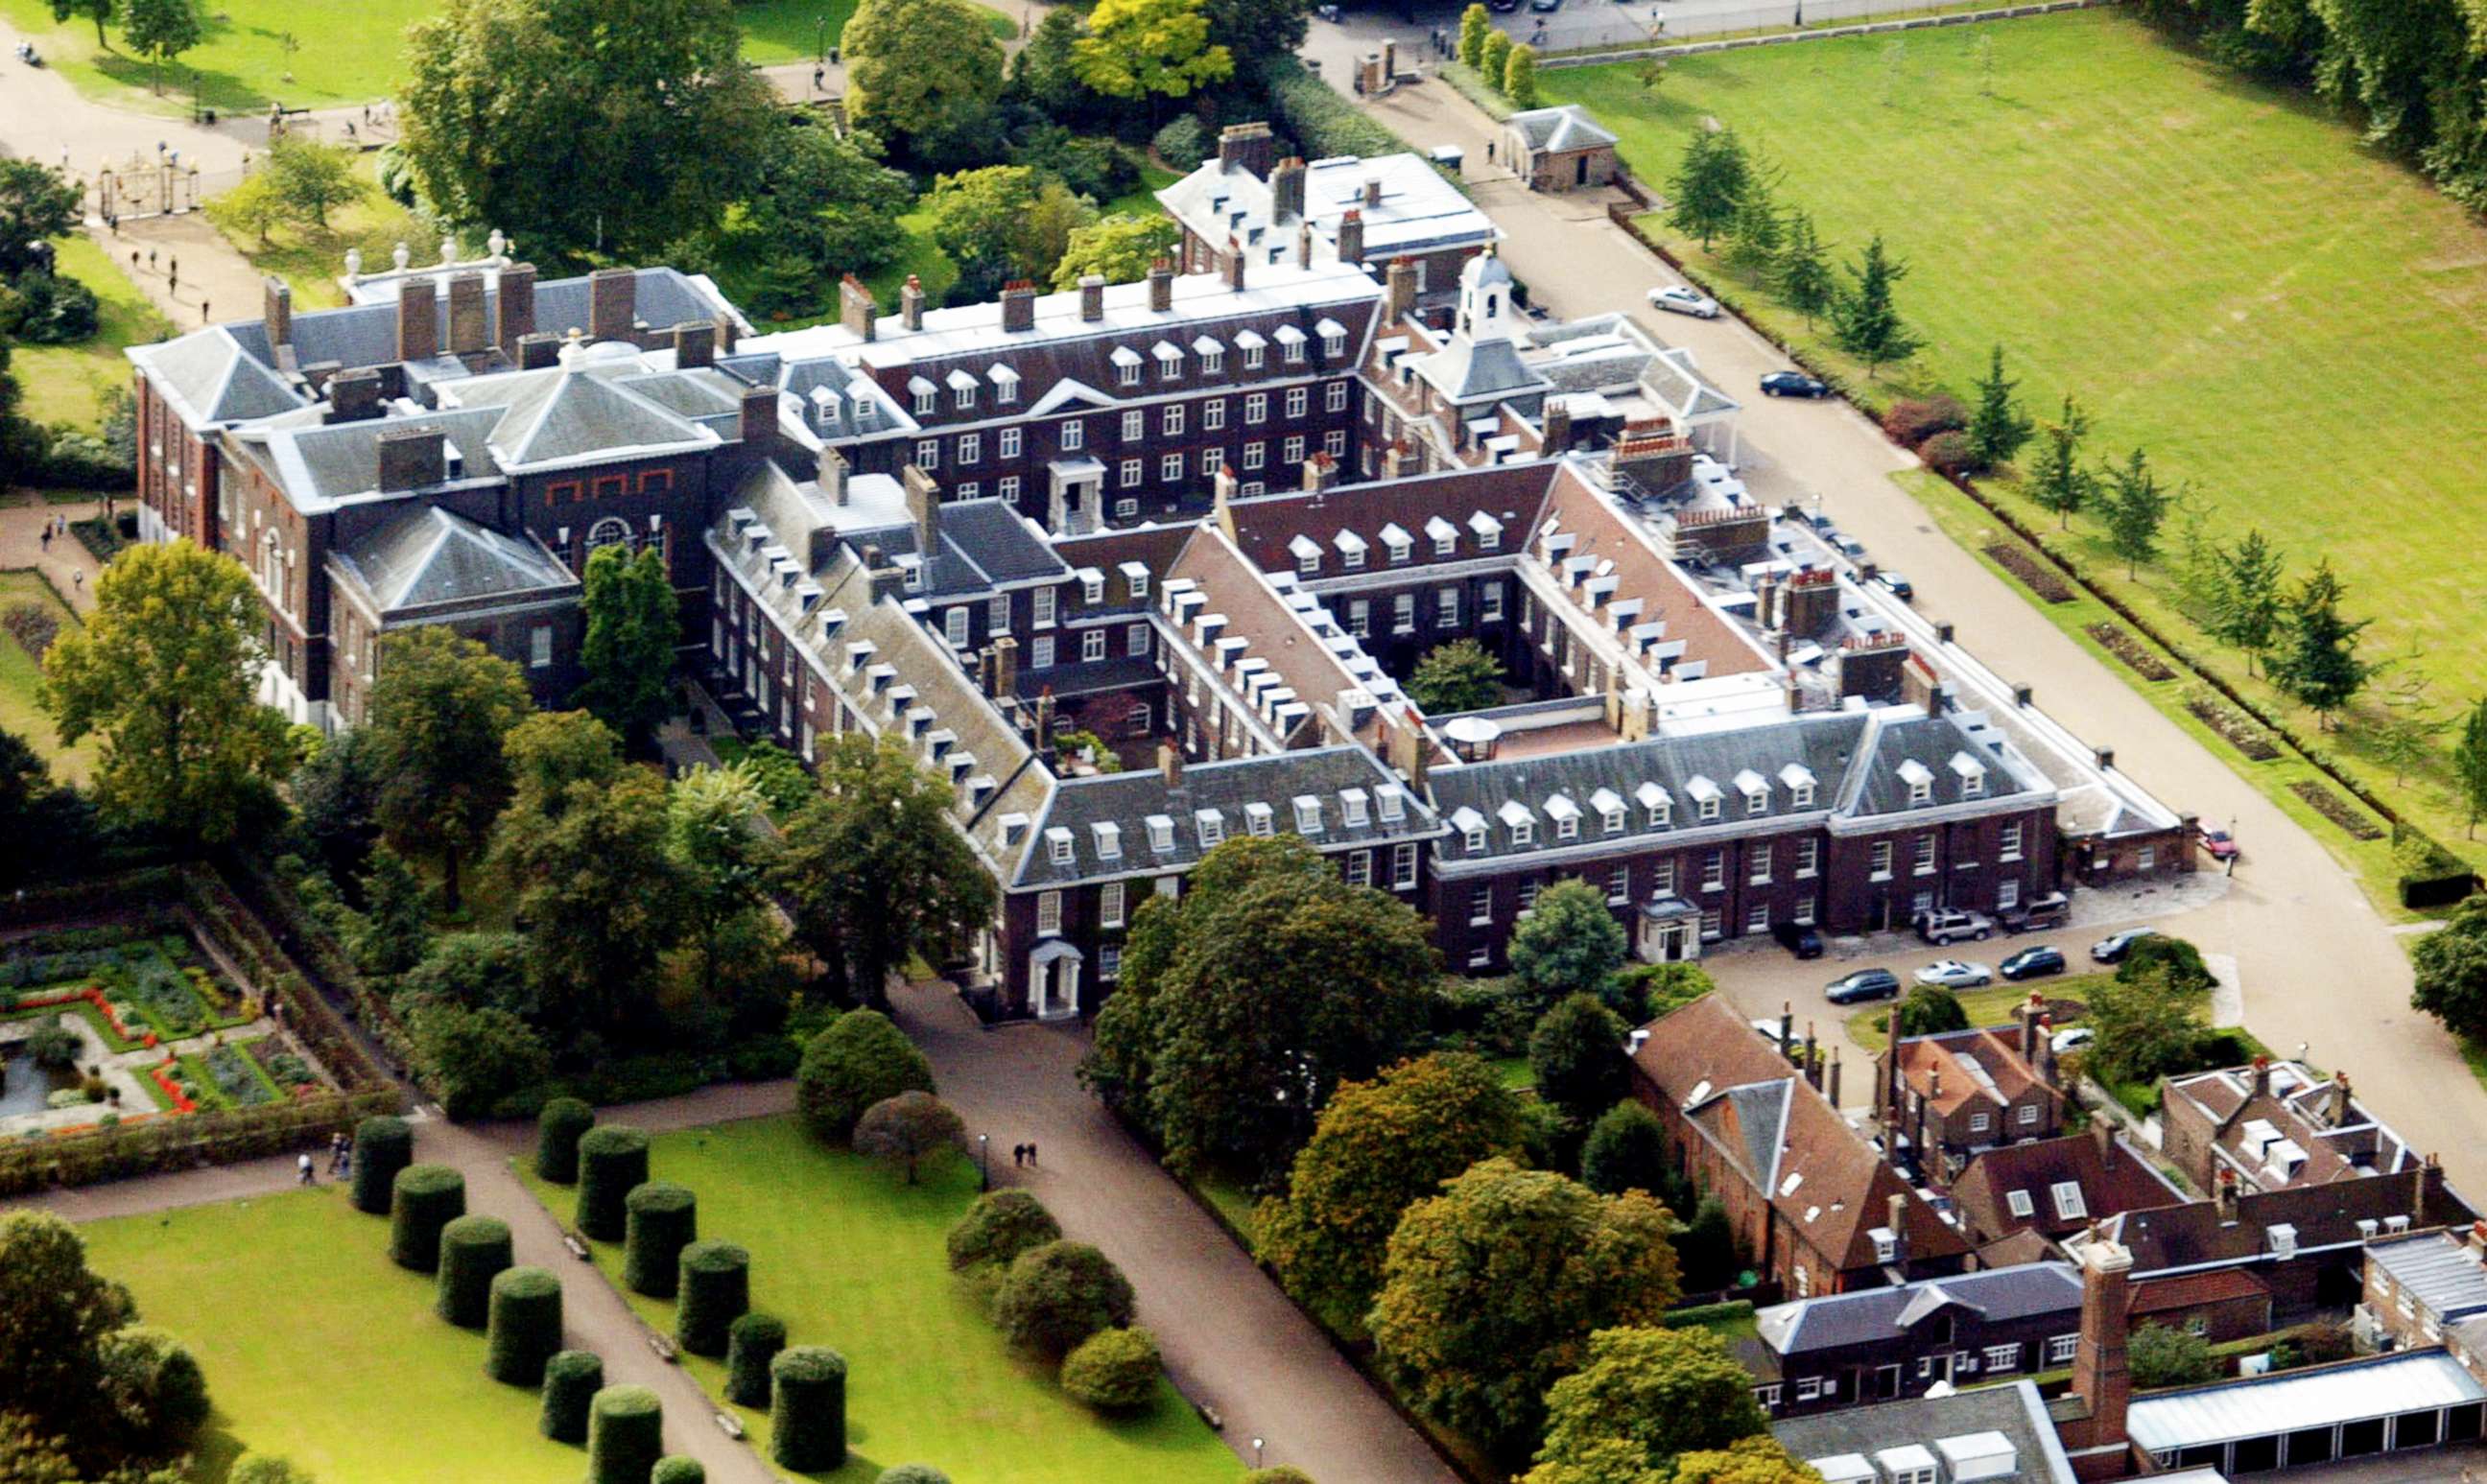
[1361,76,2487,1196]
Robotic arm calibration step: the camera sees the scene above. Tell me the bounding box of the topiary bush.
[1058,1325,1162,1411]
[389,1164,467,1273]
[795,1010,935,1143]
[351,1115,414,1214]
[98,1325,211,1452]
[725,1312,788,1408]
[675,1240,751,1356]
[877,1469,953,1484]
[651,1460,704,1484]
[769,1346,848,1472]
[535,1097,597,1183]
[539,1350,604,1443]
[623,1182,699,1299]
[946,1190,1062,1272]
[486,1266,564,1386]
[586,1384,664,1484]
[436,1214,514,1328]
[575,1125,651,1242]
[1151,115,1210,170]
[1882,394,1968,448]
[992,1241,1136,1360]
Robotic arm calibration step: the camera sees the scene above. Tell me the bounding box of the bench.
[563,1235,591,1261]
[715,1411,746,1440]
[648,1333,678,1363]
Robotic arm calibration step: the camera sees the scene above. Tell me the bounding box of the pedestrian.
[148,248,157,271]
[813,64,825,91]
[201,301,210,324]
[297,1152,314,1185]
[38,528,49,552]
[1486,140,1495,163]
[72,572,83,594]
[132,249,141,273]
[1011,1142,1025,1167]
[1026,1142,1038,1167]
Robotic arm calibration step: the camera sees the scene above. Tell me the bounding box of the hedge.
[535,1097,597,1184]
[586,1385,664,1484]
[769,1346,848,1472]
[945,1190,1060,1272]
[1661,1299,1757,1331]
[389,1164,466,1273]
[623,1182,699,1299]
[651,1461,705,1484]
[725,1312,788,1408]
[675,1240,751,1357]
[352,1117,414,1215]
[575,1126,651,1242]
[876,1468,952,1484]
[486,1267,564,1386]
[1058,1325,1161,1411]
[1263,56,1409,162]
[539,1350,604,1443]
[436,1214,514,1328]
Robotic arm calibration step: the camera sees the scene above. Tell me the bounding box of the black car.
[1824,967,1902,1005]
[1772,922,1825,960]
[1999,891,2072,934]
[2000,946,2066,981]
[1761,370,1831,399]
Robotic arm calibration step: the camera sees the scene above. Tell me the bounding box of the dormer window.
[1121,562,1151,601]
[1782,764,1817,809]
[1092,822,1122,860]
[1376,786,1405,823]
[1547,794,1580,841]
[1147,814,1175,853]
[1381,524,1411,564]
[950,368,979,410]
[1899,759,1935,806]
[1336,530,1367,570]
[1111,346,1143,387]
[1688,776,1722,821]
[910,376,936,415]
[1196,808,1226,847]
[1276,324,1307,364]
[1592,789,1625,835]
[1639,782,1672,827]
[1203,347,1224,375]
[1950,751,1988,798]
[1154,342,1183,380]
[1291,795,1323,835]
[1427,515,1458,555]
[1045,826,1075,865]
[1290,534,1321,577]
[1317,318,1348,358]
[1736,769,1769,816]
[1245,802,1275,836]
[1238,330,1267,370]
[1499,799,1534,845]
[991,365,1020,404]
[1079,569,1105,604]
[1466,825,1487,851]
[1340,789,1370,828]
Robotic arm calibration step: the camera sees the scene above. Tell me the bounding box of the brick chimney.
[1078,274,1106,322]
[1212,461,1239,540]
[1297,220,1315,271]
[586,267,635,342]
[739,384,779,449]
[673,318,716,369]
[1270,156,1307,223]
[396,277,438,363]
[515,331,562,371]
[496,262,536,352]
[2331,1071,2354,1127]
[262,276,292,350]
[1779,1001,1794,1059]
[1148,258,1174,314]
[817,444,848,506]
[839,275,878,342]
[1382,441,1408,479]
[2069,1231,2134,1452]
[326,367,382,423]
[900,274,926,332]
[1159,740,1183,789]
[1886,1192,1909,1271]
[1302,452,1337,492]
[1827,1046,1841,1108]
[1001,280,1037,334]
[864,544,903,604]
[1337,208,1365,265]
[1384,257,1417,322]
[2419,1152,2445,1224]
[1541,396,1573,457]
[1362,176,1383,210]
[2250,1054,2270,1100]
[376,426,448,491]
[989,635,1019,699]
[2037,1014,2058,1086]
[903,461,941,558]
[1221,237,1245,293]
[2215,1166,2239,1222]
[2020,991,2045,1066]
[2093,1111,2117,1171]
[1216,121,1275,178]
[446,271,488,355]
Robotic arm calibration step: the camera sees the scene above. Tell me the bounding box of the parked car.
[1752,1017,1789,1043]
[2000,945,2067,981]
[1873,570,1915,601]
[1773,921,1825,959]
[1529,0,1563,12]
[1998,891,2071,934]
[1825,967,1903,1005]
[1915,959,1994,990]
[2201,827,2239,861]
[1835,535,1869,559]
[1648,284,1720,319]
[2050,1025,2096,1055]
[1914,907,1994,945]
[2091,927,2156,964]
[1761,370,1831,399]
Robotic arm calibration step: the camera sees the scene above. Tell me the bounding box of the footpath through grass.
[520,1115,1239,1483]
[0,567,94,785]
[16,237,172,430]
[1542,9,2487,873]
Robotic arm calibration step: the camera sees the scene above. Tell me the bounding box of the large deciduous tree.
[398,0,774,264]
[121,0,201,94]
[2412,899,2487,1042]
[262,136,360,231]
[1074,0,1233,106]
[1051,214,1183,290]
[574,543,679,750]
[1529,993,1631,1125]
[842,0,1007,169]
[0,161,81,281]
[925,165,1095,302]
[1407,638,1504,717]
[40,540,289,846]
[498,765,681,1042]
[1508,880,1627,1012]
[0,1211,138,1447]
[1524,1327,1771,1484]
[365,625,532,911]
[665,762,777,1004]
[741,122,914,284]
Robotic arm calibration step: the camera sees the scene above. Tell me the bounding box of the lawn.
[77,1187,587,1484]
[1542,9,2487,871]
[15,236,171,430]
[0,568,95,785]
[205,160,447,313]
[1844,971,2108,1053]
[521,1116,1240,1483]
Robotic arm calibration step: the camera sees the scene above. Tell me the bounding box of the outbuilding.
[1504,105,1621,193]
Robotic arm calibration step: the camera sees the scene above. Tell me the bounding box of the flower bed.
[2184,690,2282,762]
[149,1058,198,1115]
[2289,780,2385,841]
[8,983,145,1048]
[1984,543,2076,603]
[2083,623,2175,682]
[201,1043,283,1109]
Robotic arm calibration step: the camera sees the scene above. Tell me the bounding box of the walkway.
[0,494,106,614]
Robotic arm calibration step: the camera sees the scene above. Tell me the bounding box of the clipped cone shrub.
[675,1240,750,1356]
[622,1182,698,1298]
[486,1266,563,1386]
[350,1115,413,1214]
[435,1214,514,1327]
[586,1385,663,1484]
[539,1350,604,1443]
[574,1125,650,1242]
[535,1097,597,1183]
[769,1346,848,1472]
[389,1164,466,1273]
[724,1312,787,1408]
[651,1460,705,1484]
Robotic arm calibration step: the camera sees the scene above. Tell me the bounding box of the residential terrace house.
[1753,1262,2087,1414]
[2159,1057,2425,1198]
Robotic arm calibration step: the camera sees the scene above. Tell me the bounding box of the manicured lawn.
[0,568,95,785]
[522,1116,1239,1483]
[16,236,172,430]
[205,161,446,312]
[1543,10,2487,872]
[1844,971,2108,1053]
[735,0,1017,63]
[78,1187,586,1484]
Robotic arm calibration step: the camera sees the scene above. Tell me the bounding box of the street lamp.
[978,1133,990,1192]
[1251,1439,1266,1469]
[816,13,827,63]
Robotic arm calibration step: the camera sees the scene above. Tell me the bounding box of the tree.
[1965,344,2034,469]
[1074,0,1233,105]
[991,1242,1136,1359]
[2209,530,2286,675]
[2269,559,2375,729]
[924,166,1094,301]
[1256,1053,1531,1331]
[1829,233,1922,377]
[1670,1437,1825,1484]
[1198,0,1308,80]
[1891,985,1967,1039]
[400,0,774,264]
[852,1091,965,1184]
[1370,1161,1681,1462]
[2411,899,2487,1042]
[98,1327,211,1453]
[1079,836,1440,1180]
[1525,1327,1769,1484]
[1508,880,1628,1011]
[45,0,113,47]
[366,626,531,911]
[501,709,623,825]
[1059,1327,1161,1411]
[1674,1194,1741,1292]
[230,1457,320,1484]
[1718,169,1782,284]
[2128,1321,2219,1387]
[0,161,81,281]
[497,766,681,1041]
[1667,128,1748,250]
[121,0,201,94]
[1776,211,1836,327]
[217,173,292,249]
[1458,2,1489,67]
[842,0,1007,165]
[0,728,94,890]
[290,724,385,886]
[2455,698,2487,838]
[2085,957,2211,1086]
[262,136,359,231]
[795,1010,936,1142]
[2372,662,2447,787]
[574,544,678,749]
[2026,392,2095,530]
[1407,638,1505,716]
[741,121,915,283]
[947,1190,1062,1271]
[2115,934,2215,997]
[1530,994,1631,1123]
[2097,448,2171,578]
[347,845,432,978]
[1480,30,1513,97]
[406,1002,554,1119]
[1051,214,1183,290]
[773,735,996,1007]
[0,1211,137,1446]
[1504,43,1540,107]
[1580,1101,1668,1198]
[665,763,773,1003]
[39,540,289,846]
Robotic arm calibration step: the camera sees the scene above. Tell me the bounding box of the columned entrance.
[1638,897,1701,963]
[1029,940,1084,1021]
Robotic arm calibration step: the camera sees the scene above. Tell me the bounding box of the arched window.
[585,516,633,554]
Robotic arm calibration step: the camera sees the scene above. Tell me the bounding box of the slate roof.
[1414,332,1551,405]
[128,328,307,427]
[1756,1263,2082,1355]
[1508,105,1620,154]
[1164,522,1397,750]
[328,506,577,615]
[1220,461,1559,577]
[2087,1166,2474,1276]
[1534,461,1778,680]
[1950,1132,2186,1246]
[840,500,1069,601]
[236,408,507,509]
[480,365,721,469]
[1156,151,1501,266]
[2161,1059,2421,1193]
[1775,1381,2078,1484]
[2366,1231,2487,1321]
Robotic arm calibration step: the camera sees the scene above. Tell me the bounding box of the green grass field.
[1844,971,2109,1053]
[1543,10,2487,870]
[16,236,173,430]
[521,1116,1239,1483]
[0,567,94,785]
[77,1187,587,1484]
[205,158,448,312]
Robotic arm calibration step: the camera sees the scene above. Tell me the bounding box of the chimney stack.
[1148,258,1174,314]
[1779,1001,1794,1061]
[1886,1192,1909,1271]
[2331,1071,2353,1127]
[1827,1047,1842,1109]
[2216,1166,2239,1222]
[1216,121,1275,178]
[1212,462,1239,540]
[864,545,903,604]
[2420,1152,2445,1224]
[375,426,448,491]
[447,271,488,355]
[2093,1111,2117,1170]
[2020,991,2044,1066]
[1294,220,1315,271]
[1078,274,1106,322]
[1362,176,1383,210]
[900,274,926,332]
[326,367,382,423]
[263,276,292,350]
[1384,256,1417,322]
[496,262,536,352]
[396,277,438,363]
[1001,280,1038,334]
[1159,741,1183,789]
[515,331,563,370]
[739,384,779,450]
[1302,453,1337,493]
[2037,1014,2058,1086]
[1222,237,1245,293]
[839,275,878,342]
[586,266,636,342]
[672,318,717,369]
[989,635,1020,701]
[1542,396,1574,457]
[817,444,848,506]
[903,461,942,560]
[2250,1054,2270,1101]
[1338,208,1365,265]
[2070,1232,2135,1451]
[1270,156,1307,223]
[1805,1020,1819,1086]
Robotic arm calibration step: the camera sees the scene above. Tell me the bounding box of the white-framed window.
[1480,585,1504,623]
[1126,624,1149,658]
[958,432,981,465]
[1060,419,1085,451]
[1283,436,1307,466]
[1913,836,1937,875]
[1162,453,1185,483]
[1101,944,1122,979]
[1437,588,1459,625]
[996,373,1019,406]
[1698,793,1720,822]
[956,480,980,500]
[2050,1180,2087,1219]
[914,438,939,470]
[1244,441,1267,471]
[1870,840,1895,881]
[1287,387,1310,419]
[1120,458,1144,489]
[2019,1103,2041,1127]
[1116,357,1141,389]
[1755,1384,1782,1411]
[955,382,975,411]
[1037,890,1062,935]
[1392,593,1415,633]
[1984,1344,2021,1373]
[1518,880,1542,911]
[2006,1189,2035,1219]
[1749,845,1772,886]
[1795,1378,1823,1402]
[1969,1112,1992,1134]
[1101,880,1126,929]
[1469,884,1494,926]
[1283,332,1306,365]
[1999,878,2022,910]
[2048,1334,2079,1365]
[912,385,936,415]
[1000,475,1022,505]
[1245,392,1268,425]
[1245,802,1274,836]
[1163,404,1185,437]
[1033,588,1056,627]
[1347,600,1369,637]
[1081,628,1106,663]
[1392,842,1417,889]
[1325,428,1346,459]
[2001,820,2025,862]
[1204,398,1227,431]
[1606,865,1630,905]
[998,426,1022,459]
[1244,340,1265,370]
[1114,497,1139,519]
[944,606,970,648]
[1203,347,1224,375]
[1651,860,1677,897]
[1701,850,1726,891]
[2139,844,2157,871]
[1326,380,1349,412]
[1745,901,1769,933]
[1344,851,1371,886]
[1792,896,1816,926]
[1121,410,1145,442]
[1795,838,1820,879]
[1031,635,1055,668]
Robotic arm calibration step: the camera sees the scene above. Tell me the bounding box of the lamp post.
[1251,1438,1265,1469]
[978,1133,990,1192]
[816,13,828,63]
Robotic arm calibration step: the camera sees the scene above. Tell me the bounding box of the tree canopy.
[1407,638,1505,716]
[2269,559,2374,727]
[2412,898,2487,1043]
[1830,233,1922,376]
[575,543,679,748]
[1525,1327,1772,1484]
[842,0,1007,168]
[0,161,81,280]
[1508,879,1627,1011]
[367,625,533,910]
[1052,214,1183,290]
[1073,0,1234,101]
[496,764,681,1042]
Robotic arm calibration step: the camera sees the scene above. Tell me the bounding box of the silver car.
[1648,285,1720,319]
[1914,959,1994,990]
